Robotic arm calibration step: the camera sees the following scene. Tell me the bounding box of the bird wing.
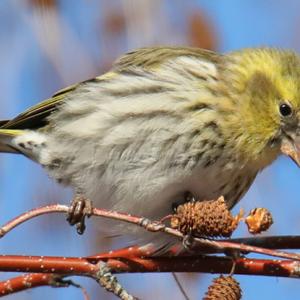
[113,46,222,71]
[1,84,78,130]
[2,47,222,130]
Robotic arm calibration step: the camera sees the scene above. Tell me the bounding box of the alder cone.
[204,275,242,300]
[171,196,241,238]
[245,207,273,234]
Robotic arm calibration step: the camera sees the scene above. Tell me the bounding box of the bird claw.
[182,233,196,252]
[67,195,93,234]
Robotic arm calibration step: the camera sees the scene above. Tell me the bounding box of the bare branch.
[0,273,90,299]
[1,203,300,298]
[0,254,299,278]
[1,204,300,262]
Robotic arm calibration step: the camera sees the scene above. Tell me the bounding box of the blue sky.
[1,1,300,299]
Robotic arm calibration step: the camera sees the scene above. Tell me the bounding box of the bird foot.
[182,233,196,252]
[67,195,93,234]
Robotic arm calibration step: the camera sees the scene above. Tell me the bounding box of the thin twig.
[0,273,90,299]
[96,261,137,300]
[228,235,300,249]
[2,202,300,299]
[1,204,300,262]
[172,273,190,300]
[0,273,55,296]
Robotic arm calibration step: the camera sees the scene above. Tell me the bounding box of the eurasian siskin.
[0,47,299,243]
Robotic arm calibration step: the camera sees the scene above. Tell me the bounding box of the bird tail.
[0,127,24,154]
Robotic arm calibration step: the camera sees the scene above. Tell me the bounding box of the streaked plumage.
[1,47,300,245]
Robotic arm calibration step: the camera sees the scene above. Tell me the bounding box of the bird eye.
[279,102,293,117]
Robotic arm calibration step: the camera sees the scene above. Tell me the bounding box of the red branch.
[1,204,300,297]
[0,255,98,275]
[0,254,298,282]
[0,273,54,296]
[0,273,89,298]
[1,204,300,262]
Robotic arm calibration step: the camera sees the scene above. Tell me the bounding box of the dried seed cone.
[170,196,242,237]
[203,275,242,300]
[245,207,273,234]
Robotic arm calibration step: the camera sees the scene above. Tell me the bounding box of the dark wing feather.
[1,84,78,130]
[1,47,221,129]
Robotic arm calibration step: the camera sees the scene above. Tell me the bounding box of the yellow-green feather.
[222,48,300,168]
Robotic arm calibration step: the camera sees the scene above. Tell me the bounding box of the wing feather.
[113,46,221,71]
[1,84,78,130]
[2,47,222,130]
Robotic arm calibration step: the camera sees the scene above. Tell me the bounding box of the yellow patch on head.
[221,48,300,167]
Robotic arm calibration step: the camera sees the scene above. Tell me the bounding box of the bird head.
[222,48,300,169]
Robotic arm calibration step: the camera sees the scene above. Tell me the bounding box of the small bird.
[1,47,300,245]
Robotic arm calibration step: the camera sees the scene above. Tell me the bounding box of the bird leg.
[67,194,93,234]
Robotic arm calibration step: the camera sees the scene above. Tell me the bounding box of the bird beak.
[281,137,300,167]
